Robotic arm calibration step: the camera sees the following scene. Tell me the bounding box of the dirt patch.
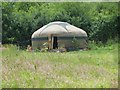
[0,46,6,51]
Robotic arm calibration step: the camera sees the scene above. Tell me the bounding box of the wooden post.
[48,35,52,50]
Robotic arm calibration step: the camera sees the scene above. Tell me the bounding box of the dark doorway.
[53,36,58,49]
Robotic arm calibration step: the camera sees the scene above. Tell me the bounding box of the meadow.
[1,43,118,88]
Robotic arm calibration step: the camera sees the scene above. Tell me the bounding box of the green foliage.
[88,3,118,43]
[72,37,80,49]
[88,39,118,50]
[2,2,119,46]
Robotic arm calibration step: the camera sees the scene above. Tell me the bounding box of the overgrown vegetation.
[2,43,118,88]
[2,2,119,46]
[1,2,119,88]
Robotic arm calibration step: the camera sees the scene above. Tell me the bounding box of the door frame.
[52,36,58,49]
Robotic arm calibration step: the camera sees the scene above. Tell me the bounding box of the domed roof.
[32,21,87,38]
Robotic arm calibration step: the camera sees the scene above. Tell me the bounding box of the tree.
[2,2,119,46]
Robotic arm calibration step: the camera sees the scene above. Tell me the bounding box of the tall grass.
[0,44,2,90]
[2,43,118,88]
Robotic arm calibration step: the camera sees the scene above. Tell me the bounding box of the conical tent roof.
[32,21,87,38]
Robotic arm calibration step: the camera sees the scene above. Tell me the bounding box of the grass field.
[1,43,118,88]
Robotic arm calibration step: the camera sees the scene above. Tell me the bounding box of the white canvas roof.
[32,21,87,38]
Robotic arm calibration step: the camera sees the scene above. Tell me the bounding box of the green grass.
[1,44,118,88]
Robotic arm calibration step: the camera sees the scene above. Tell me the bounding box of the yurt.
[31,21,88,51]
